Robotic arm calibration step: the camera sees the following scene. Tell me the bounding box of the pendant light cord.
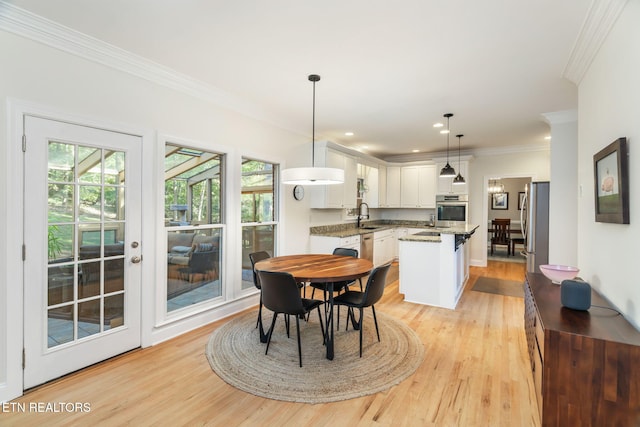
[312,77,316,167]
[446,116,450,163]
[309,74,320,168]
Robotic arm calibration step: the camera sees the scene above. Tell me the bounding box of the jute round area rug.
[206,309,424,404]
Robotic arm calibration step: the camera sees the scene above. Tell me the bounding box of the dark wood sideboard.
[524,272,640,426]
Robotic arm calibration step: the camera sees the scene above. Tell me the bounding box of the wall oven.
[436,194,468,227]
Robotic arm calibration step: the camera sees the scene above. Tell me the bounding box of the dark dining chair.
[333,262,391,357]
[249,251,271,340]
[310,247,362,300]
[250,251,307,342]
[490,218,512,255]
[258,270,326,367]
[309,247,362,327]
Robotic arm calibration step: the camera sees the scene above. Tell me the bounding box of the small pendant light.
[439,113,456,177]
[281,74,345,185]
[452,134,466,185]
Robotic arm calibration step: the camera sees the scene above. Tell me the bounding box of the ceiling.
[9,0,591,159]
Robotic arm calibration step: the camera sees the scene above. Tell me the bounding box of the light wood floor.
[3,261,538,427]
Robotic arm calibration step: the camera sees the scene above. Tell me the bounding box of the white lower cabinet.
[310,234,361,255]
[373,229,395,266]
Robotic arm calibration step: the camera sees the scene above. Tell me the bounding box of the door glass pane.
[47,142,128,348]
[164,142,224,313]
[105,294,124,329]
[48,305,74,347]
[48,224,74,261]
[78,146,102,183]
[78,299,101,338]
[78,185,102,222]
[104,151,125,185]
[48,263,75,305]
[48,184,74,221]
[48,142,74,183]
[105,257,125,293]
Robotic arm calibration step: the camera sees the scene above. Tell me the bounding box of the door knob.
[131,255,142,264]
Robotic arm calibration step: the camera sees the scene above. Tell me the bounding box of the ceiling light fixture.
[452,134,466,185]
[439,113,457,177]
[488,179,505,193]
[281,74,344,186]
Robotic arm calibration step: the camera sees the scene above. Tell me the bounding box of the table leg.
[326,283,334,360]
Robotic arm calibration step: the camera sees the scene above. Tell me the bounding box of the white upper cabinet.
[436,160,469,194]
[385,166,402,207]
[378,164,387,207]
[310,147,357,209]
[400,165,436,208]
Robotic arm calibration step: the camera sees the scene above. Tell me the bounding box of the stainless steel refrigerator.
[521,181,549,273]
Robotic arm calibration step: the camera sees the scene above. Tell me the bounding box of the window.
[164,143,224,312]
[241,158,277,290]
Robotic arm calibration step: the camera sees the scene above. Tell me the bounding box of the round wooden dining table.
[254,254,373,360]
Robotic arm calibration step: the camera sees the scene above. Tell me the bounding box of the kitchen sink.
[361,226,380,230]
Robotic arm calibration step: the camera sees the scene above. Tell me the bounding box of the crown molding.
[563,0,628,85]
[0,1,300,134]
[382,143,549,163]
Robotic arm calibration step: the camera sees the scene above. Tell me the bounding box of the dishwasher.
[360,232,374,262]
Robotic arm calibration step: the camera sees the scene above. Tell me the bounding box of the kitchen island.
[398,224,478,309]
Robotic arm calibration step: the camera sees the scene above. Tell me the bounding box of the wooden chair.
[490,218,512,256]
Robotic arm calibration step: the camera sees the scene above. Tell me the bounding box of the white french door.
[23,116,142,389]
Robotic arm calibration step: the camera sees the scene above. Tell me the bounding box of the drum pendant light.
[439,113,457,177]
[452,134,466,185]
[281,74,345,185]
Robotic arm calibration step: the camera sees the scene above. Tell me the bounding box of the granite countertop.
[310,221,479,240]
[399,224,479,242]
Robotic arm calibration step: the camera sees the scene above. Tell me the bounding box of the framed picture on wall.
[593,137,629,224]
[491,192,508,210]
[518,192,525,210]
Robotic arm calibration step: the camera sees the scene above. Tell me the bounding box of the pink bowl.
[539,264,579,284]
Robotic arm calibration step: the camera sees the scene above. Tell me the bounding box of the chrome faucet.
[357,202,369,228]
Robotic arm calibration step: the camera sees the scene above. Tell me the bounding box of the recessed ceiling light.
[544,136,551,140]
[345,132,354,136]
[440,129,450,134]
[433,123,444,128]
[412,149,420,153]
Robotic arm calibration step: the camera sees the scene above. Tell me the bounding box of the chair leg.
[358,307,364,357]
[265,313,278,355]
[316,306,325,340]
[285,314,290,338]
[295,316,302,367]
[255,296,262,329]
[371,305,380,342]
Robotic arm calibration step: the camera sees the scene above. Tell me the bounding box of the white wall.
[468,149,550,266]
[545,111,578,266]
[0,31,307,400]
[577,1,640,328]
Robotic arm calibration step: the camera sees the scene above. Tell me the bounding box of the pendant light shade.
[452,134,466,185]
[281,167,344,185]
[281,74,344,186]
[439,113,457,178]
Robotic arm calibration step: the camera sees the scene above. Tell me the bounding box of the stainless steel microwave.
[435,194,468,227]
